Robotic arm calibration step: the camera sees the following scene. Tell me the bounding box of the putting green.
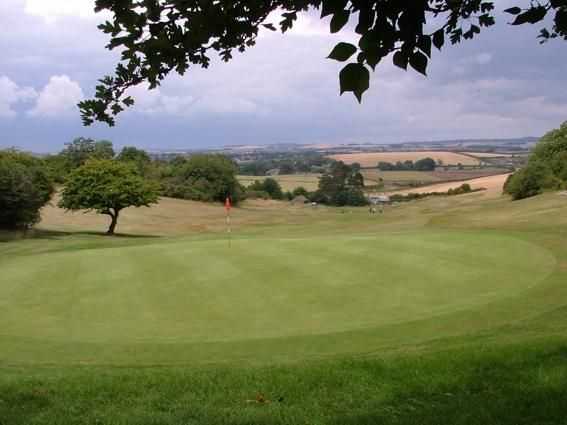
[0,232,555,348]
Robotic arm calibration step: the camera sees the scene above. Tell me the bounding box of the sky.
[0,0,566,153]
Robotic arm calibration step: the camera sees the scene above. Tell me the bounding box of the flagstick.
[226,212,231,248]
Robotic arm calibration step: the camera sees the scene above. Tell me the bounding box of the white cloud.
[0,76,37,118]
[125,83,259,117]
[29,75,84,118]
[475,53,493,65]
[24,0,96,21]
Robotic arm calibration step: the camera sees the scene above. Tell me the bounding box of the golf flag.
[225,196,232,248]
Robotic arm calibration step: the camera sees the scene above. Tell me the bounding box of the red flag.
[225,196,232,212]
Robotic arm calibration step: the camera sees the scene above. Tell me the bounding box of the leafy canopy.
[59,159,159,234]
[504,121,567,200]
[247,178,284,200]
[314,161,367,206]
[59,137,115,172]
[81,0,567,126]
[161,154,243,203]
[0,150,55,230]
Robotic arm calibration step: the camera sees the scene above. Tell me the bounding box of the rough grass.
[2,189,567,424]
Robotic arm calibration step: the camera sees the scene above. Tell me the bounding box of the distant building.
[368,195,390,205]
[291,195,309,205]
[266,168,280,176]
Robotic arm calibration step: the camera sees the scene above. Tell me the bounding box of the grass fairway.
[2,191,567,424]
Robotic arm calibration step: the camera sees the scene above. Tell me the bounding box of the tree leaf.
[409,51,428,75]
[393,51,408,70]
[432,29,445,50]
[331,10,350,33]
[328,42,358,62]
[511,7,547,25]
[339,63,370,102]
[417,35,432,57]
[504,7,522,15]
[262,23,276,31]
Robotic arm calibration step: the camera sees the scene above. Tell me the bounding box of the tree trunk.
[107,210,119,235]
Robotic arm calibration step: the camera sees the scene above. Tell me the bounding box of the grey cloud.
[0,1,566,152]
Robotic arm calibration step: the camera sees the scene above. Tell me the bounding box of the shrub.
[0,150,55,230]
[162,154,243,204]
[504,161,556,200]
[505,121,567,200]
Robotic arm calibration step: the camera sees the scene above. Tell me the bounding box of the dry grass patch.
[40,194,317,236]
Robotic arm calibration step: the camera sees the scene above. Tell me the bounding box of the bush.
[246,178,284,200]
[244,190,270,200]
[504,161,556,200]
[505,121,567,200]
[292,186,309,197]
[331,188,369,206]
[162,154,243,204]
[0,151,55,230]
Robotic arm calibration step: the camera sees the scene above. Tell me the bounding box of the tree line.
[1,138,369,235]
[377,157,437,171]
[3,121,565,235]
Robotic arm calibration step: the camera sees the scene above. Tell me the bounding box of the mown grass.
[1,191,567,424]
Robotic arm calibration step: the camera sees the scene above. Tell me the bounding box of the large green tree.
[59,137,116,172]
[504,121,567,200]
[247,177,284,200]
[80,0,567,126]
[0,151,55,230]
[162,154,243,203]
[59,160,159,235]
[315,161,367,206]
[117,146,152,175]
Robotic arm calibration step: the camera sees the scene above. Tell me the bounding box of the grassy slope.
[1,192,567,424]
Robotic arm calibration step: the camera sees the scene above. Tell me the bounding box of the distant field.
[329,151,480,167]
[385,173,511,198]
[362,170,442,186]
[462,152,515,158]
[238,174,320,191]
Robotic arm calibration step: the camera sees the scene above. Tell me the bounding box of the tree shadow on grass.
[0,228,162,242]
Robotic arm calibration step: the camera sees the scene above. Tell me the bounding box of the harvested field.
[462,152,515,158]
[430,168,510,181]
[385,173,511,198]
[329,151,480,167]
